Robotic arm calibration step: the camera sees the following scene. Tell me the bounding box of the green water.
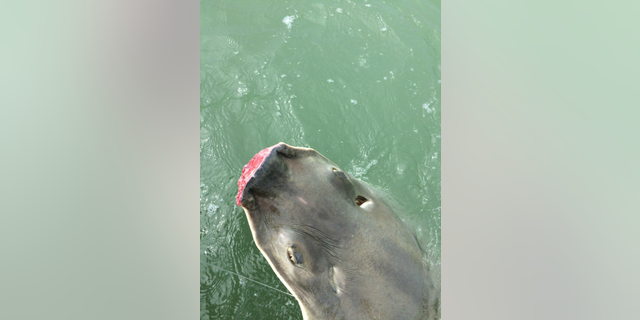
[200,0,440,318]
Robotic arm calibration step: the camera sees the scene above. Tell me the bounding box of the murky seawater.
[200,0,440,318]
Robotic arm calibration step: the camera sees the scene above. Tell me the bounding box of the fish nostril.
[355,195,368,206]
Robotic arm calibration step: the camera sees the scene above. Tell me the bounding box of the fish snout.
[237,143,297,208]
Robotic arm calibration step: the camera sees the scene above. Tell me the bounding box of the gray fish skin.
[238,143,440,320]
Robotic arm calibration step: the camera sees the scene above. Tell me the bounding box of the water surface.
[201,0,440,318]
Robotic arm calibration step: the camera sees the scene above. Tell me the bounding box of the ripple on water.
[201,0,440,318]
[282,15,296,29]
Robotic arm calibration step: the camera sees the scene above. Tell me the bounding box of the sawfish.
[236,143,440,319]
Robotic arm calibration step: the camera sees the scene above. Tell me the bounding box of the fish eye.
[287,246,303,266]
[332,167,347,180]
